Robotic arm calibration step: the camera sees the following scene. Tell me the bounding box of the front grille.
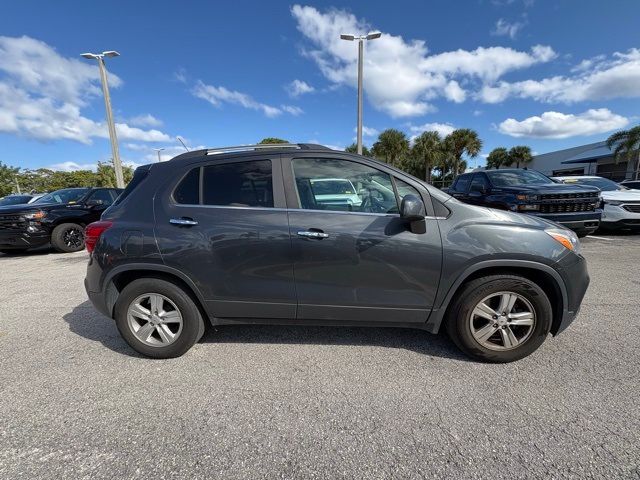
[0,214,27,231]
[622,203,640,213]
[536,191,599,214]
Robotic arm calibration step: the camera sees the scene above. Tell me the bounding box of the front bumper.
[554,252,590,335]
[600,204,640,229]
[531,211,601,233]
[0,229,50,249]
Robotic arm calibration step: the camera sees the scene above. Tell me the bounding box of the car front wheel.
[51,223,85,252]
[445,275,552,363]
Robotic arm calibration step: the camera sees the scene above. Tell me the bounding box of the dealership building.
[529,140,637,181]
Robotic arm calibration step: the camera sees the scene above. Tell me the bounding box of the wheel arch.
[426,260,567,336]
[103,264,211,325]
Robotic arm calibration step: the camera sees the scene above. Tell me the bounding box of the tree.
[371,129,409,167]
[486,147,509,169]
[96,162,133,187]
[606,126,640,180]
[345,143,371,156]
[259,137,289,144]
[411,131,443,183]
[508,145,533,168]
[0,161,20,197]
[443,129,482,175]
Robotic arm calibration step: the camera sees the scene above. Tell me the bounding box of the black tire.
[445,275,552,363]
[51,223,85,252]
[575,230,590,238]
[114,278,205,359]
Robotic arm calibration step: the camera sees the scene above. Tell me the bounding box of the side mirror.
[400,194,426,221]
[86,199,104,208]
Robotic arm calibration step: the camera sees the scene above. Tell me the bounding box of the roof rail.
[205,143,333,155]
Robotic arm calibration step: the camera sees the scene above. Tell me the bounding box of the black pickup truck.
[0,187,122,253]
[447,169,601,237]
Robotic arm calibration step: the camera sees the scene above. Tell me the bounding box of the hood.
[496,183,600,195]
[0,203,58,214]
[447,198,559,230]
[601,189,640,201]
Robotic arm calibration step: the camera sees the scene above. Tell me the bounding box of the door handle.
[170,217,198,226]
[297,230,329,239]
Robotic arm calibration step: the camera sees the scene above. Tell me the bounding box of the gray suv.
[84,143,589,363]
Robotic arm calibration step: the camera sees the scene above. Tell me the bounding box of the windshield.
[560,177,624,191]
[487,170,552,187]
[0,196,32,206]
[33,188,89,205]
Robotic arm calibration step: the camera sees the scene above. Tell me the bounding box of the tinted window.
[452,175,471,193]
[470,174,489,192]
[87,189,116,206]
[203,160,273,208]
[486,170,551,186]
[174,168,200,204]
[0,196,32,206]
[292,158,397,214]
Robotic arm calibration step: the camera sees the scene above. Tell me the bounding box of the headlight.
[23,211,45,220]
[545,227,581,254]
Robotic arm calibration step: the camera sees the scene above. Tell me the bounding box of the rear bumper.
[0,229,50,249]
[532,211,601,233]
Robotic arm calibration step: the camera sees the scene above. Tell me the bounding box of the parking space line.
[585,235,614,241]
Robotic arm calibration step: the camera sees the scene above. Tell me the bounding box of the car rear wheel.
[51,223,85,252]
[445,275,552,363]
[114,278,205,358]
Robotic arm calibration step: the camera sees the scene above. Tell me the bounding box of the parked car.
[448,169,601,237]
[308,178,362,207]
[0,194,36,206]
[620,179,640,190]
[84,144,589,363]
[553,175,640,232]
[0,187,122,253]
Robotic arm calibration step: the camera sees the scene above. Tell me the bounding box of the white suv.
[552,176,640,232]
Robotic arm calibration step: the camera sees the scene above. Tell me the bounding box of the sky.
[1,0,640,171]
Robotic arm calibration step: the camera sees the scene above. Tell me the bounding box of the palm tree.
[371,129,410,167]
[443,129,482,174]
[508,145,533,168]
[606,126,640,180]
[345,143,371,156]
[486,147,509,169]
[259,137,289,144]
[411,131,443,183]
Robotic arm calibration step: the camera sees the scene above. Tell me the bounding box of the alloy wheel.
[127,293,184,347]
[63,227,84,248]
[469,291,536,351]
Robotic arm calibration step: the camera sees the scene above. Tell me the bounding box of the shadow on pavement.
[64,300,468,361]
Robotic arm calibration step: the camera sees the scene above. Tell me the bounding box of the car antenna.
[177,136,190,152]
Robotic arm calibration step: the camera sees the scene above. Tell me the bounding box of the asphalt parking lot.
[1,234,639,479]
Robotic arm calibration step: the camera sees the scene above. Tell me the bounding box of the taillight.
[85,221,113,253]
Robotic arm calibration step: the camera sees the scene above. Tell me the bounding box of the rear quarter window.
[173,168,200,205]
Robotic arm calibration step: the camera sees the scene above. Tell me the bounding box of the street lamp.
[340,32,381,155]
[80,50,125,188]
[153,148,165,162]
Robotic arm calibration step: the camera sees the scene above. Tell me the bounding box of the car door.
[154,155,296,320]
[283,154,443,324]
[84,189,119,221]
[467,173,490,205]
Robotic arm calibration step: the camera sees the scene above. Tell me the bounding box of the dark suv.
[448,169,601,237]
[0,187,122,253]
[84,144,590,363]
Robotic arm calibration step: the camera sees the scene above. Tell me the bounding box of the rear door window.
[173,168,200,205]
[202,160,273,208]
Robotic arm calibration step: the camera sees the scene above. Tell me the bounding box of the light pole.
[340,32,381,155]
[154,148,165,162]
[80,50,125,188]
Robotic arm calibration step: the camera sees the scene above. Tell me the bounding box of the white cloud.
[480,48,640,104]
[127,114,163,128]
[491,18,525,39]
[49,161,98,172]
[286,79,315,97]
[123,143,207,163]
[498,108,629,139]
[291,5,555,117]
[192,80,300,118]
[0,35,171,144]
[408,122,456,137]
